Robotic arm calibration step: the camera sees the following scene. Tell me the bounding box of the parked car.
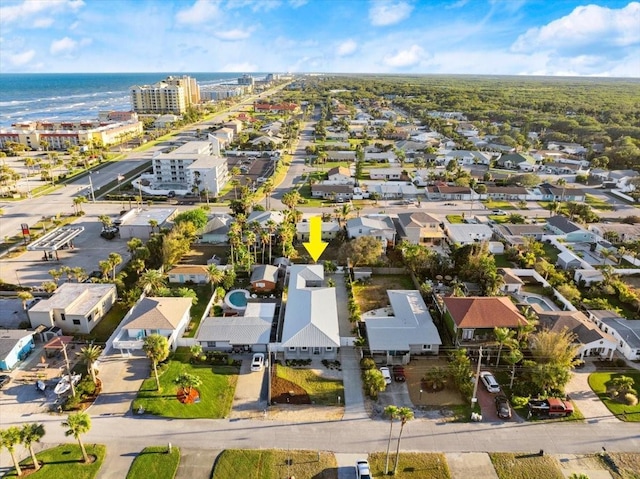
[443,202,457,206]
[250,353,265,372]
[492,209,506,215]
[392,365,406,382]
[379,366,392,385]
[527,398,574,418]
[355,460,372,479]
[0,374,10,389]
[495,395,512,419]
[479,371,501,393]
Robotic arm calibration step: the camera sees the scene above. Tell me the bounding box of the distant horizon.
[1,0,638,78]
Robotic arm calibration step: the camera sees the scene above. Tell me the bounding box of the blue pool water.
[228,290,248,308]
[524,296,552,311]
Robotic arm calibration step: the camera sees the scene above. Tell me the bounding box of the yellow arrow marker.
[303,216,328,262]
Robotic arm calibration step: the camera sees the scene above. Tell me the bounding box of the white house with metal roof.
[364,290,441,365]
[588,310,640,361]
[280,264,340,359]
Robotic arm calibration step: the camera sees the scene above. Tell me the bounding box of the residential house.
[443,150,492,166]
[210,127,234,145]
[542,162,590,175]
[365,182,419,199]
[200,213,234,244]
[346,215,396,247]
[326,166,353,183]
[168,265,211,284]
[311,184,354,200]
[500,269,524,293]
[396,212,444,245]
[545,216,596,242]
[325,151,356,162]
[440,296,528,346]
[601,170,640,192]
[537,310,616,360]
[247,210,286,228]
[223,119,243,135]
[369,167,405,181]
[588,310,640,361]
[484,186,529,201]
[496,153,538,171]
[0,330,35,371]
[196,302,276,353]
[296,218,341,242]
[250,265,279,293]
[427,185,476,201]
[117,207,177,240]
[539,183,586,202]
[28,283,117,335]
[365,151,396,163]
[251,135,282,148]
[365,290,442,365]
[493,224,546,247]
[280,265,340,359]
[444,223,494,246]
[113,297,192,353]
[589,223,640,243]
[556,250,583,270]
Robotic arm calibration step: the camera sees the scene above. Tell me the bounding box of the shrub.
[623,393,638,406]
[614,358,627,368]
[360,357,376,370]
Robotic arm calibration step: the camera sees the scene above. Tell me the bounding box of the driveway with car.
[230,355,268,419]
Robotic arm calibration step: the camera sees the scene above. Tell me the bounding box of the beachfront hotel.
[130,75,200,115]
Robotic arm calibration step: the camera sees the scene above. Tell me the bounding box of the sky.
[0,0,639,77]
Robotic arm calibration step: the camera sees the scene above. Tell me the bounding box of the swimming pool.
[225,289,249,310]
[524,295,553,311]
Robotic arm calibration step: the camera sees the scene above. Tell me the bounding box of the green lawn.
[489,452,563,479]
[183,284,213,338]
[5,444,106,479]
[85,302,129,343]
[212,449,337,479]
[482,200,517,210]
[368,452,451,478]
[446,215,464,224]
[588,371,640,421]
[585,194,615,211]
[126,446,180,479]
[493,254,514,268]
[133,359,238,419]
[541,242,561,263]
[276,365,344,406]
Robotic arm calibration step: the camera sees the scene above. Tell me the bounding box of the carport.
[26,226,84,261]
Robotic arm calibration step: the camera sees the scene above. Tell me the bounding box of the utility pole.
[471,346,483,407]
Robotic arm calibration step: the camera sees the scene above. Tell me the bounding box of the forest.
[283,75,640,170]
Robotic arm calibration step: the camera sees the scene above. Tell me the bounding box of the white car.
[380,367,392,385]
[250,353,265,372]
[356,460,372,479]
[479,371,501,393]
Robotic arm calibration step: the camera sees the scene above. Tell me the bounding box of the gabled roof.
[501,270,524,285]
[346,215,395,232]
[546,215,582,234]
[327,166,351,177]
[250,265,279,284]
[557,250,581,264]
[590,310,640,348]
[168,265,209,275]
[197,302,275,345]
[281,265,339,348]
[247,210,286,225]
[499,153,536,165]
[365,291,441,351]
[443,296,528,329]
[397,212,439,229]
[124,297,192,331]
[537,310,616,345]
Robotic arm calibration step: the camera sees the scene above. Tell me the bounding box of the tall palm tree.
[108,252,122,280]
[383,405,400,475]
[78,345,102,385]
[48,268,63,285]
[62,412,92,463]
[494,327,517,365]
[206,264,225,293]
[392,407,414,474]
[0,426,23,476]
[138,269,166,295]
[17,291,33,310]
[21,423,46,472]
[262,179,274,210]
[143,334,170,391]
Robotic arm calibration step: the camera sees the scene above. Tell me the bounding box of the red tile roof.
[443,296,528,329]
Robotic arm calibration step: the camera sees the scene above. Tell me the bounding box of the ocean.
[0,72,262,128]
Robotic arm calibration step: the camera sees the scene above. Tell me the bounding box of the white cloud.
[383,44,426,67]
[336,39,357,56]
[369,0,413,26]
[289,0,308,7]
[33,17,54,28]
[221,61,258,72]
[446,0,469,8]
[512,2,640,52]
[50,37,77,55]
[5,49,35,66]
[0,0,83,23]
[214,28,252,41]
[176,0,221,25]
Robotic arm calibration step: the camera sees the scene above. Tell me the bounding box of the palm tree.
[504,348,523,388]
[48,268,63,285]
[62,412,92,463]
[108,252,122,280]
[17,291,33,310]
[78,344,102,385]
[98,260,111,280]
[72,266,87,283]
[206,264,225,293]
[392,407,414,474]
[148,219,158,234]
[143,334,170,391]
[175,371,202,397]
[556,178,567,202]
[73,196,87,214]
[383,405,400,475]
[262,179,274,210]
[21,423,45,472]
[138,269,166,295]
[0,426,23,476]
[494,327,517,365]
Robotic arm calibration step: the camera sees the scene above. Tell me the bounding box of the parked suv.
[479,371,501,393]
[356,460,372,479]
[250,353,265,372]
[379,367,392,385]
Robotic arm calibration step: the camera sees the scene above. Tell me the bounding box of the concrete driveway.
[230,355,267,419]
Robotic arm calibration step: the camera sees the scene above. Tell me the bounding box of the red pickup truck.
[527,398,574,418]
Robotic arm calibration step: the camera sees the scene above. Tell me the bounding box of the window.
[288,347,296,352]
[422,344,432,350]
[326,347,333,352]
[462,329,474,340]
[73,319,81,325]
[257,282,265,288]
[301,346,308,351]
[313,347,320,355]
[60,313,66,321]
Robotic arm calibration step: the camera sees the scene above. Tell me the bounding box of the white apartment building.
[131,76,200,114]
[152,140,229,197]
[0,120,143,151]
